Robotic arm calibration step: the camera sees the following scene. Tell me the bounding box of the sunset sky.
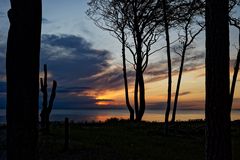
[0,0,240,110]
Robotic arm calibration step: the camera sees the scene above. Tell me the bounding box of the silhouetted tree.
[162,0,172,135]
[88,0,164,121]
[229,0,240,109]
[6,0,42,159]
[127,0,164,121]
[160,0,201,133]
[171,0,205,123]
[87,0,134,121]
[205,0,232,159]
[40,64,57,132]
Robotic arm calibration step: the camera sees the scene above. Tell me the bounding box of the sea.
[0,108,239,124]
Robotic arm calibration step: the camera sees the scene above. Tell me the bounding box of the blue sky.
[0,0,240,110]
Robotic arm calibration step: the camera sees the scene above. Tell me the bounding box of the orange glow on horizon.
[95,100,111,106]
[78,67,240,109]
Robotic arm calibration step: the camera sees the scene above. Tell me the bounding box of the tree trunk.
[40,64,48,129]
[171,46,187,123]
[138,71,145,121]
[46,80,57,132]
[230,30,240,109]
[134,70,139,121]
[134,43,142,121]
[205,0,231,160]
[6,0,42,159]
[122,31,134,121]
[163,0,172,135]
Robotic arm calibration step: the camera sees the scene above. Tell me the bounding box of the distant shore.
[0,108,240,124]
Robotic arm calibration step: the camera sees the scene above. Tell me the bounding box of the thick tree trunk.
[6,0,42,160]
[135,44,146,121]
[121,32,134,121]
[205,0,231,160]
[171,46,187,123]
[163,0,172,135]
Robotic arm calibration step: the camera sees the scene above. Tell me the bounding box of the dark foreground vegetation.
[1,119,239,160]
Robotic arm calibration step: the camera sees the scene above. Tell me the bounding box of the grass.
[0,119,239,159]
[36,119,240,160]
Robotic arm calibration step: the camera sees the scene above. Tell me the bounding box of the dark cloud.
[144,50,205,83]
[178,91,191,96]
[57,86,91,93]
[40,34,119,108]
[170,91,191,97]
[0,82,6,93]
[80,67,135,91]
[96,99,114,102]
[42,94,98,109]
[41,34,113,85]
[0,95,6,108]
[0,82,6,108]
[42,18,51,24]
[146,100,205,110]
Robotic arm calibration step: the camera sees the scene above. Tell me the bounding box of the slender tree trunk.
[171,46,187,123]
[6,0,42,159]
[121,31,134,121]
[134,69,139,121]
[138,71,145,121]
[135,43,142,121]
[163,0,172,135]
[230,30,240,109]
[205,0,231,160]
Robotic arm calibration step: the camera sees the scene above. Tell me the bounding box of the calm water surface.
[0,108,239,123]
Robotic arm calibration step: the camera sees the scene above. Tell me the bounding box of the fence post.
[64,117,69,150]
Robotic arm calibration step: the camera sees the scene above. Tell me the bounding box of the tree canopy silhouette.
[87,0,165,121]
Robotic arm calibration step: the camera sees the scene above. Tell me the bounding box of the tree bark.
[205,0,231,159]
[163,0,172,135]
[121,31,134,121]
[6,0,42,159]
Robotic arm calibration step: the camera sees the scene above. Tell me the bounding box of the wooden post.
[64,117,69,150]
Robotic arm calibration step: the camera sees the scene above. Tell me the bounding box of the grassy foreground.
[37,119,240,160]
[0,119,239,160]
